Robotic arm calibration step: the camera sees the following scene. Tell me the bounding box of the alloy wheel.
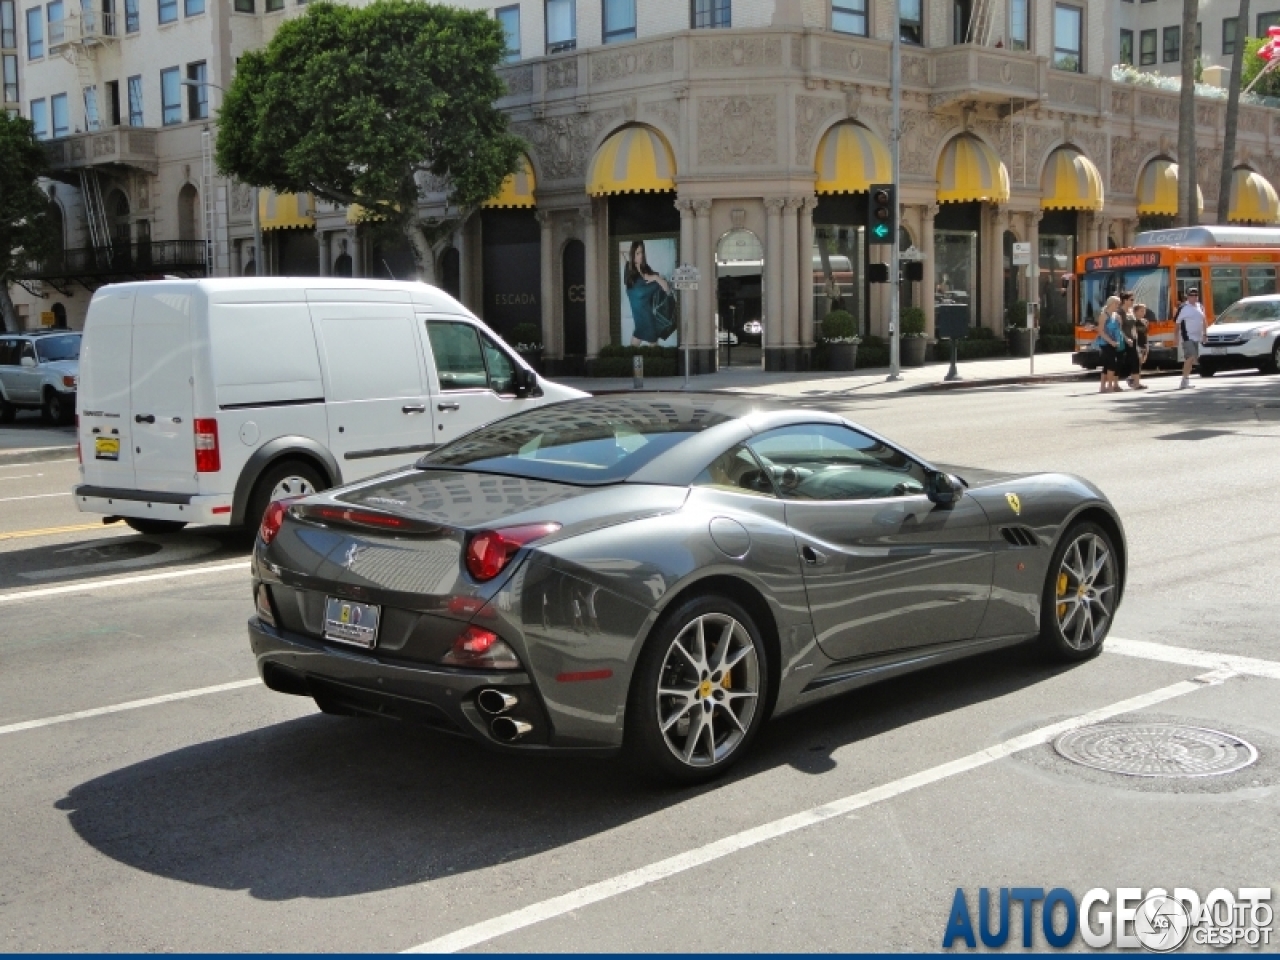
[655,613,760,767]
[270,475,316,501]
[1054,532,1117,651]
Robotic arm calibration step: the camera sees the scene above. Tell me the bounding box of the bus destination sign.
[1084,251,1162,272]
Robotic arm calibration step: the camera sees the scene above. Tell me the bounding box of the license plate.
[94,437,120,461]
[1201,346,1226,355]
[323,596,380,648]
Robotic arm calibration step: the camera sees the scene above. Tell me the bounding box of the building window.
[1258,12,1280,36]
[186,60,206,119]
[50,90,67,136]
[46,0,62,45]
[546,0,575,51]
[1139,28,1156,64]
[1052,3,1081,71]
[124,0,138,31]
[495,4,519,61]
[2,54,17,103]
[265,0,282,11]
[1163,25,1179,62]
[1,1,16,48]
[692,0,730,29]
[900,0,922,43]
[158,0,175,22]
[1009,0,1028,50]
[105,78,119,125]
[602,0,635,42]
[234,0,253,9]
[1119,28,1133,65]
[184,0,202,13]
[26,6,42,57]
[83,84,99,130]
[1223,17,1237,57]
[127,74,142,125]
[160,66,181,124]
[29,96,46,137]
[832,0,867,36]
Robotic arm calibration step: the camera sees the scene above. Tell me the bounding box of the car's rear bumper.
[73,484,234,525]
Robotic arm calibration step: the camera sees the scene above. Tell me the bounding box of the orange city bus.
[1071,226,1280,369]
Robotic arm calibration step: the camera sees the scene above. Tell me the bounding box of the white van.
[74,278,586,534]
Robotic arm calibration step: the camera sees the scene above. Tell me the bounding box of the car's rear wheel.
[1264,342,1280,375]
[1198,360,1217,378]
[0,399,15,423]
[1039,522,1119,661]
[124,518,188,535]
[626,594,768,784]
[43,390,72,424]
[246,459,326,531]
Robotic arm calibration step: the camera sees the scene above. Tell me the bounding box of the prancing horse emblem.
[1006,493,1022,515]
[342,544,364,570]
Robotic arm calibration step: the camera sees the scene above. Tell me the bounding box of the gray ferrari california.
[248,393,1124,782]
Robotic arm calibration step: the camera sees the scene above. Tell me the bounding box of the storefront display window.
[935,230,977,333]
[812,226,864,335]
[1038,234,1074,326]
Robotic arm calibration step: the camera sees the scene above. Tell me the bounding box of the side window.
[1210,267,1243,317]
[694,443,776,497]
[19,341,36,365]
[426,321,488,391]
[1175,268,1202,308]
[1246,267,1276,298]
[746,423,927,501]
[0,339,16,366]
[480,333,517,395]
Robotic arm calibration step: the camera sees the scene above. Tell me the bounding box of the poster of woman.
[619,238,679,347]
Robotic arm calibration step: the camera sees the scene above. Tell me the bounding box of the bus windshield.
[1080,268,1169,325]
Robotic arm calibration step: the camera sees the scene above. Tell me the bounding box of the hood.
[40,359,79,376]
[934,464,1034,489]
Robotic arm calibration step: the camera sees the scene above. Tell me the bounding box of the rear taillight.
[194,418,220,472]
[259,498,299,545]
[311,506,410,530]
[442,625,520,670]
[464,523,561,582]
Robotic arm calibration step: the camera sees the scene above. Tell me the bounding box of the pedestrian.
[1096,295,1125,393]
[1119,291,1139,388]
[1175,287,1206,389]
[1130,302,1150,389]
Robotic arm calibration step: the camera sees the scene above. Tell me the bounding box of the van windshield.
[35,335,80,362]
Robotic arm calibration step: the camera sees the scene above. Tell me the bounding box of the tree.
[1218,0,1251,224]
[0,113,56,333]
[216,0,523,284]
[1240,36,1280,97]
[1176,0,1199,228]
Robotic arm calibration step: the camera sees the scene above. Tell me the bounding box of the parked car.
[1198,294,1280,377]
[0,331,80,424]
[249,393,1126,783]
[74,278,585,536]
[717,329,738,346]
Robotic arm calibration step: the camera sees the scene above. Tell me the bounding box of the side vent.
[1000,526,1039,548]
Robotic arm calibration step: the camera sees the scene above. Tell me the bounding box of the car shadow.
[1072,376,1280,435]
[56,641,1073,901]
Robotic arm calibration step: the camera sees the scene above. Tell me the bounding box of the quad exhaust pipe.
[476,688,518,716]
[491,717,533,743]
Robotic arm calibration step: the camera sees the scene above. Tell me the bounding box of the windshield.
[417,398,734,485]
[35,335,80,363]
[1080,268,1170,325]
[1214,299,1280,324]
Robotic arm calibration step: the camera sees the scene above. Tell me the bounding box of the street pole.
[253,188,263,276]
[886,2,902,382]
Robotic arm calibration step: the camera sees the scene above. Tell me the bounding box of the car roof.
[3,330,79,338]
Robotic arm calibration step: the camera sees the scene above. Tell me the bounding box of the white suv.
[0,331,80,424]
[1200,295,1280,378]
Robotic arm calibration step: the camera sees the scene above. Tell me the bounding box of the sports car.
[248,393,1125,782]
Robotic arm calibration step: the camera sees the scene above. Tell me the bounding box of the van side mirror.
[515,367,537,396]
[926,471,964,506]
[20,356,36,369]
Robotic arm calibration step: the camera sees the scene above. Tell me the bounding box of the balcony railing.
[21,240,207,282]
[43,127,159,176]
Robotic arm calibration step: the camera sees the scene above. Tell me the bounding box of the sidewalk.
[0,413,77,465]
[557,351,1090,399]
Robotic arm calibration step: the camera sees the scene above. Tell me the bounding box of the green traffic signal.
[872,223,890,239]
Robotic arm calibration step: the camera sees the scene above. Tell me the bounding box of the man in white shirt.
[1176,288,1206,389]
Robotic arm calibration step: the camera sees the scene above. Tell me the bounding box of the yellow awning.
[1041,147,1104,211]
[813,123,892,195]
[1228,167,1280,224]
[484,154,536,208]
[587,125,676,196]
[936,135,1010,204]
[259,191,315,231]
[1136,159,1203,216]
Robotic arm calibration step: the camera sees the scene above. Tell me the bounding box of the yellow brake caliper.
[1056,572,1069,618]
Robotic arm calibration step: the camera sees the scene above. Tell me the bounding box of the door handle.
[437,402,460,412]
[402,404,426,414]
[134,414,155,424]
[801,544,827,566]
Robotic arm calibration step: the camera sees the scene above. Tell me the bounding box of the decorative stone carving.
[1195,103,1219,129]
[791,37,803,68]
[692,36,782,70]
[1238,108,1267,134]
[546,58,578,90]
[643,99,681,137]
[92,135,114,158]
[137,176,150,211]
[1137,94,1179,123]
[1110,136,1159,195]
[231,182,253,214]
[503,66,534,96]
[899,109,961,176]
[1112,89,1132,115]
[513,108,627,182]
[590,42,674,82]
[1197,147,1221,208]
[674,198,695,217]
[730,207,746,229]
[973,56,1037,91]
[817,41,889,79]
[692,199,712,215]
[901,54,929,87]
[763,197,786,214]
[697,95,776,166]
[1047,76,1098,110]
[794,95,843,164]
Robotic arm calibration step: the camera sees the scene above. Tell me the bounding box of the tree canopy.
[0,112,55,332]
[216,0,524,283]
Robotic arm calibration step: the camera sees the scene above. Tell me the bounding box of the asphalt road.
[1,370,1278,952]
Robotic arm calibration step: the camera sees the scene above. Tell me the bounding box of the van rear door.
[130,289,197,494]
[79,289,137,489]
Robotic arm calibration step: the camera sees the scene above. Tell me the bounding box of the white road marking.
[0,474,41,481]
[404,676,1214,954]
[0,492,69,502]
[0,560,250,605]
[0,459,76,469]
[1108,636,1280,680]
[0,679,260,738]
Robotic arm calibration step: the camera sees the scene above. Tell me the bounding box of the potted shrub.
[899,306,927,366]
[821,310,860,370]
[510,322,544,373]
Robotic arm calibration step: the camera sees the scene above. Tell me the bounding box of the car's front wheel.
[626,595,768,784]
[1198,360,1217,378]
[1039,522,1119,661]
[1264,342,1280,375]
[43,390,72,424]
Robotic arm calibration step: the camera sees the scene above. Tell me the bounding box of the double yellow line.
[0,522,113,542]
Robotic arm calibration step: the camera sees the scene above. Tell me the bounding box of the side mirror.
[20,356,36,368]
[515,367,537,396]
[927,471,964,506]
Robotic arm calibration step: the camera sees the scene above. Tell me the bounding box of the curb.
[0,445,77,465]
[905,372,1091,392]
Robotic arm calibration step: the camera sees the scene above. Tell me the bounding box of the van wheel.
[246,459,326,529]
[125,518,188,535]
[43,390,72,425]
[0,400,14,424]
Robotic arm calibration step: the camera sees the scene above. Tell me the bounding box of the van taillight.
[194,418,220,472]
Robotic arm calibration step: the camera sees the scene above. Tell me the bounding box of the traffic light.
[867,184,896,244]
[905,261,924,282]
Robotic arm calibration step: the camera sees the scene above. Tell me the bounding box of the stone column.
[581,202,601,359]
[1026,210,1043,311]
[693,199,714,374]
[799,196,817,348]
[536,210,557,363]
[989,206,1010,333]
[782,197,802,355]
[764,197,785,370]
[921,204,937,340]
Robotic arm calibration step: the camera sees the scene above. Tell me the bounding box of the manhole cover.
[1054,723,1258,778]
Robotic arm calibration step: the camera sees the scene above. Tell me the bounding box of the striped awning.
[1136,159,1204,216]
[1041,147,1104,211]
[936,135,1010,204]
[1228,167,1280,224]
[814,123,892,194]
[259,191,315,231]
[483,154,537,209]
[587,125,676,196]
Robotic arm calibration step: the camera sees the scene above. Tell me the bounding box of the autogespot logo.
[942,887,1274,951]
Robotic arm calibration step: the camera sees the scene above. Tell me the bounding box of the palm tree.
[1177,0,1200,227]
[1218,0,1250,223]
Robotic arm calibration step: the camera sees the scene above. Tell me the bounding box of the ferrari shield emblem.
[1005,493,1022,515]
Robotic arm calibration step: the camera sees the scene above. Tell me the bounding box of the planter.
[901,336,927,367]
[827,342,859,371]
[1009,328,1037,358]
